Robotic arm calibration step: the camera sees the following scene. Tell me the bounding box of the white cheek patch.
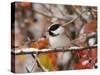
[52,26,64,34]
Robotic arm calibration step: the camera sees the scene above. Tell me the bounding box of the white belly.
[49,34,71,65]
[57,51,72,65]
[49,34,70,49]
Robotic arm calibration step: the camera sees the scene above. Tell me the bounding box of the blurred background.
[11,2,97,73]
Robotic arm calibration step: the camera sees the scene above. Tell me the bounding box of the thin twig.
[25,66,31,73]
[71,6,88,23]
[76,23,85,37]
[32,54,48,72]
[33,5,88,26]
[62,10,87,26]
[34,10,72,21]
[30,58,37,72]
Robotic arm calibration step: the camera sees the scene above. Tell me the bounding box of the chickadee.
[48,24,72,70]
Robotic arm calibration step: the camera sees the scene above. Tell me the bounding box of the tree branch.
[11,44,97,55]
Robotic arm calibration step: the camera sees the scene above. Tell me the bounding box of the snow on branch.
[11,44,97,55]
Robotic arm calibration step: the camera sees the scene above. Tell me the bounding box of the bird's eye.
[33,18,38,22]
[49,24,60,31]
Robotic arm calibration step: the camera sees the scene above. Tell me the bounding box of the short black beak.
[48,30,51,32]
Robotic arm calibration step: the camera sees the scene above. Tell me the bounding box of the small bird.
[48,24,72,70]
